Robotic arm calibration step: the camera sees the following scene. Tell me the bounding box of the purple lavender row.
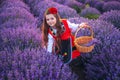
[0,48,78,79]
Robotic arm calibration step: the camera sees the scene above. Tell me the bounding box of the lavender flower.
[0,48,78,79]
[82,38,98,47]
[0,27,42,51]
[80,7,101,19]
[99,10,120,29]
[69,17,120,79]
[102,1,120,12]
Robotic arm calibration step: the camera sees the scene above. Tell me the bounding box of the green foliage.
[72,5,82,13]
[84,14,100,19]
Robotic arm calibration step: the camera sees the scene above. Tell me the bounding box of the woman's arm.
[67,20,87,33]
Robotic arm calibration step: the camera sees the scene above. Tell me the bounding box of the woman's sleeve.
[67,20,85,33]
[46,34,54,53]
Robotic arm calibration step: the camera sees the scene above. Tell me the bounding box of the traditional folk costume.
[47,19,84,64]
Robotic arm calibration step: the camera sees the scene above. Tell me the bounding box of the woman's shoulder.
[60,18,67,22]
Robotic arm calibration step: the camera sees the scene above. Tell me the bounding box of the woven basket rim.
[74,25,95,53]
[75,25,94,38]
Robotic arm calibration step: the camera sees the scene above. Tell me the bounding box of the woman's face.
[46,14,57,27]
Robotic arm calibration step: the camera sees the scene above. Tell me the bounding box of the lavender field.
[0,0,120,80]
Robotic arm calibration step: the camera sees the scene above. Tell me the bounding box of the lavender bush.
[103,0,120,2]
[23,0,43,8]
[99,10,120,29]
[49,0,85,13]
[76,0,86,3]
[85,52,120,80]
[0,0,4,5]
[0,7,36,25]
[64,0,84,7]
[85,0,99,7]
[2,0,24,2]
[94,1,104,13]
[80,7,101,19]
[0,48,78,80]
[69,17,120,79]
[0,18,37,29]
[0,0,30,12]
[0,27,42,51]
[102,1,120,12]
[51,0,67,4]
[63,0,85,13]
[24,0,35,5]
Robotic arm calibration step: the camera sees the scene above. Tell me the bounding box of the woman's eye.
[46,19,49,21]
[51,18,54,20]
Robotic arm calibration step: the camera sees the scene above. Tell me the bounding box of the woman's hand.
[79,22,89,28]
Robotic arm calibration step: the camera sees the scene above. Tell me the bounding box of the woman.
[41,7,88,64]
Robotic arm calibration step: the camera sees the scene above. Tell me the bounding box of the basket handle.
[75,25,94,38]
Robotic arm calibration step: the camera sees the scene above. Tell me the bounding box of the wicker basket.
[74,26,95,53]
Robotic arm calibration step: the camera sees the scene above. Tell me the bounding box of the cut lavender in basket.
[81,38,100,47]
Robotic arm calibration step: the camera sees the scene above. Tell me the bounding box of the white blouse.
[46,20,85,53]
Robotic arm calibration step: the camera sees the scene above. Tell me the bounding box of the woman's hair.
[42,7,62,52]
